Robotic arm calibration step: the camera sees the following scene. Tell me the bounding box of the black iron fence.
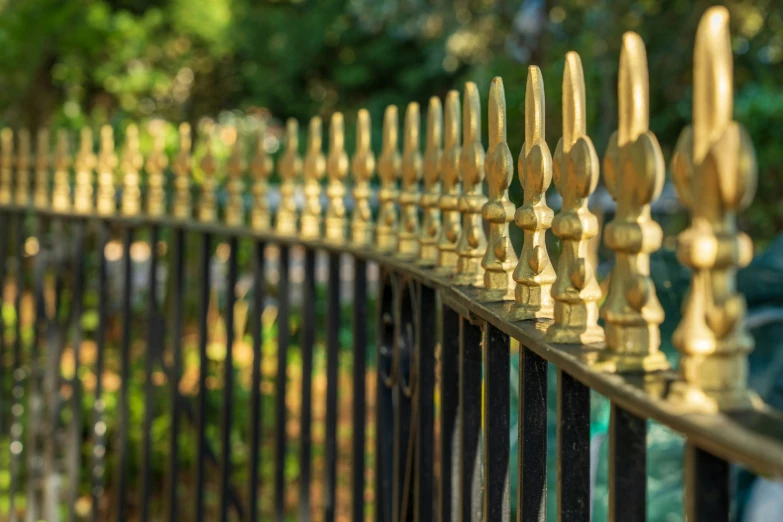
[1,5,782,522]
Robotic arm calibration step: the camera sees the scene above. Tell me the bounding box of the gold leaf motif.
[146,121,168,217]
[376,106,400,252]
[418,97,442,266]
[33,128,50,209]
[545,52,604,345]
[397,102,421,258]
[436,91,462,274]
[74,128,96,214]
[251,123,274,231]
[325,113,349,243]
[481,77,518,297]
[598,32,668,372]
[454,82,487,287]
[276,119,301,235]
[121,124,143,216]
[300,117,325,238]
[350,109,375,246]
[669,7,757,412]
[96,126,117,215]
[172,123,192,220]
[14,129,31,206]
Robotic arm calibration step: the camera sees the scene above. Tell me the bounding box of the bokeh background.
[0,0,782,521]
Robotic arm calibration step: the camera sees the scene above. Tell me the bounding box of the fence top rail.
[1,5,779,476]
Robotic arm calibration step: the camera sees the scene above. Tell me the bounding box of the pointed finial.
[14,129,31,206]
[146,120,168,217]
[436,91,462,274]
[376,106,400,252]
[250,123,273,230]
[545,52,604,345]
[598,33,668,372]
[397,102,422,258]
[351,109,375,246]
[225,127,245,226]
[96,125,117,215]
[52,130,72,212]
[418,97,443,266]
[121,124,143,216]
[454,82,487,286]
[276,118,301,235]
[325,112,348,243]
[481,78,518,297]
[669,7,757,412]
[199,128,218,222]
[33,128,50,209]
[512,66,557,320]
[300,117,325,238]
[1,128,14,205]
[172,123,192,219]
[74,128,96,214]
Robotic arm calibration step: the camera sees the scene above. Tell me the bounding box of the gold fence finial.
[482,77,518,296]
[455,82,487,286]
[250,124,272,230]
[436,90,462,274]
[52,130,71,212]
[512,66,556,320]
[1,129,14,205]
[225,127,245,226]
[397,102,422,259]
[351,109,375,246]
[418,97,443,266]
[669,7,757,412]
[276,118,301,235]
[146,121,168,217]
[121,124,143,216]
[599,32,668,371]
[34,128,50,208]
[172,123,192,219]
[96,125,117,215]
[376,106,400,252]
[74,127,96,214]
[325,112,348,243]
[545,52,604,345]
[15,129,31,205]
[300,117,325,238]
[199,129,218,222]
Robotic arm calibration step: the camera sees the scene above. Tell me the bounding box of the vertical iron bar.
[166,227,185,521]
[92,219,109,522]
[141,225,160,522]
[8,211,25,522]
[483,325,510,522]
[459,317,482,522]
[438,305,460,522]
[609,403,647,522]
[274,245,290,522]
[220,235,238,522]
[195,232,212,522]
[518,347,548,522]
[684,444,730,522]
[25,214,48,520]
[115,225,134,522]
[248,240,265,521]
[415,284,436,522]
[556,370,591,522]
[375,275,395,522]
[351,258,367,522]
[0,211,7,444]
[299,248,315,522]
[324,252,340,522]
[65,220,86,522]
